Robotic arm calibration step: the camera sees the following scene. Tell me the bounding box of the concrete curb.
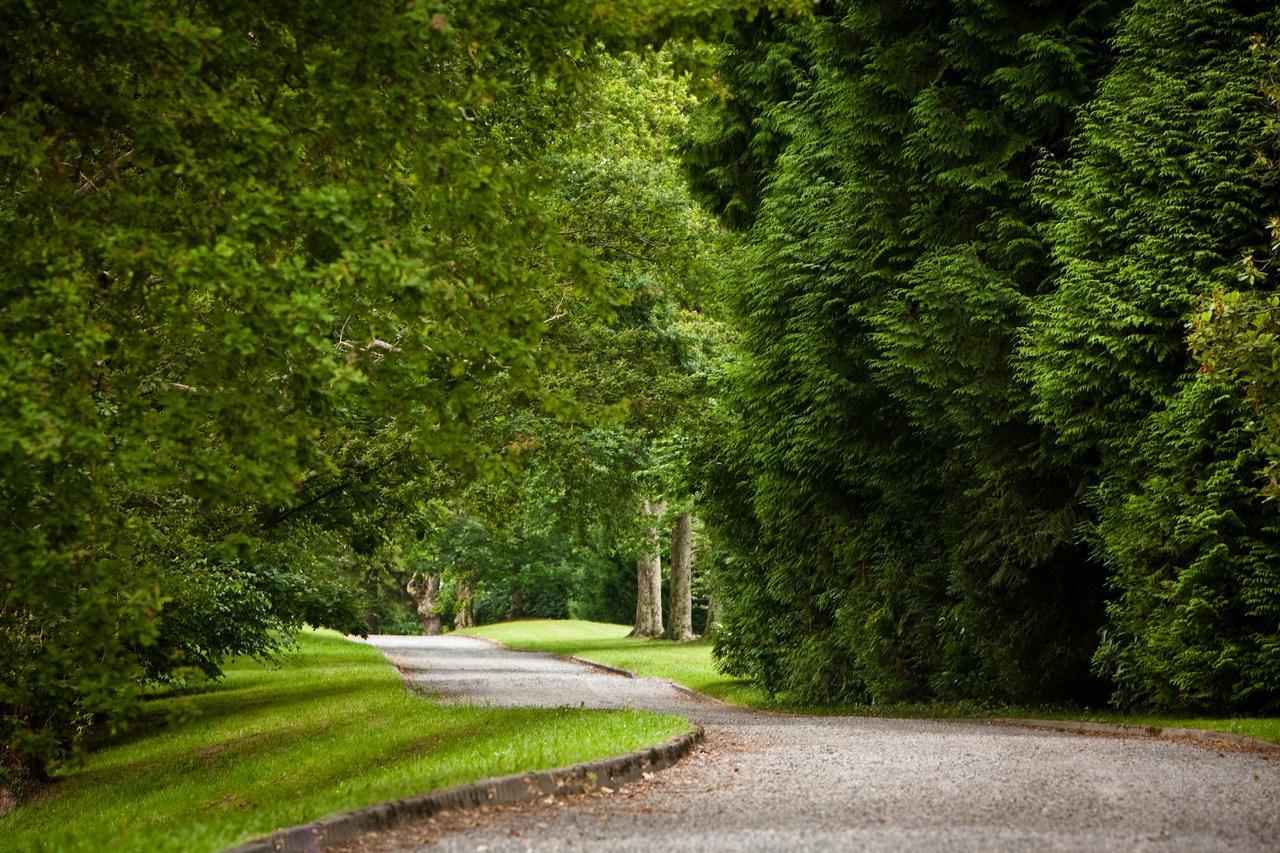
[564,654,636,679]
[224,727,704,853]
[982,717,1280,755]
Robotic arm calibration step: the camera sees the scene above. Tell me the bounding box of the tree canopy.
[0,0,743,782]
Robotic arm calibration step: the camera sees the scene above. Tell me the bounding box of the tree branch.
[74,148,134,199]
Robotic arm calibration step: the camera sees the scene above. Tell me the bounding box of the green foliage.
[0,1,734,783]
[692,0,1124,707]
[570,554,640,625]
[1025,0,1280,712]
[698,0,1280,715]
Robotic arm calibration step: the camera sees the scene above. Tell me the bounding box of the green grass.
[2,630,688,853]
[459,619,767,706]
[462,619,1280,746]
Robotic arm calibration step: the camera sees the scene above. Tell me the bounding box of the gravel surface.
[351,635,1280,852]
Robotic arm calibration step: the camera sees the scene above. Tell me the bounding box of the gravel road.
[353,635,1280,852]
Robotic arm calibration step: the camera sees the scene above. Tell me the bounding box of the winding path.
[352,635,1279,852]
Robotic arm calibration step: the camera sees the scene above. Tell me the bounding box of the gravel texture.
[353,635,1280,852]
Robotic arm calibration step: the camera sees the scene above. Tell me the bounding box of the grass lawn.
[462,619,1280,746]
[2,630,688,853]
[459,619,766,706]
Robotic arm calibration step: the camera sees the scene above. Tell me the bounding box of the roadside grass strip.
[463,619,1280,746]
[459,619,766,706]
[1,630,687,852]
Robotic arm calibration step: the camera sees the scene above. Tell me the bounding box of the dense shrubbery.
[1027,0,1280,710]
[691,0,1280,712]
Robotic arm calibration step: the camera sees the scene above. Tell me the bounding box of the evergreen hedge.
[691,0,1280,712]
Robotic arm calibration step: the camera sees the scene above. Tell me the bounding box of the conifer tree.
[1023,0,1280,711]
[694,0,1125,704]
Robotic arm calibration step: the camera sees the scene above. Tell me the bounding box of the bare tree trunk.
[509,583,524,619]
[664,512,695,641]
[407,572,441,636]
[630,499,665,637]
[454,577,475,630]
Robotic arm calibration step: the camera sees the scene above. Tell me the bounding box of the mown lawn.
[460,619,766,705]
[2,630,687,852]
[463,619,1280,746]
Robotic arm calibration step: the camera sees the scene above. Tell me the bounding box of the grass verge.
[460,618,765,706]
[462,619,1280,746]
[1,629,687,852]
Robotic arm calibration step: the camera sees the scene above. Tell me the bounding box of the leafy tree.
[0,0,750,785]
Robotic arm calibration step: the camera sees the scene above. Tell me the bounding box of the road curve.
[351,635,1279,852]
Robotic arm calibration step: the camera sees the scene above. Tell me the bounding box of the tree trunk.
[664,512,695,641]
[0,745,24,817]
[509,583,524,619]
[704,592,723,638]
[454,577,475,630]
[629,499,665,637]
[406,572,441,636]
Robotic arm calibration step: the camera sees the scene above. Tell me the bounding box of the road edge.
[432,633,1280,753]
[224,727,704,853]
[978,717,1280,755]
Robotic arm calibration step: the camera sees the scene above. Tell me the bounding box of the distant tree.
[407,573,443,637]
[632,500,668,637]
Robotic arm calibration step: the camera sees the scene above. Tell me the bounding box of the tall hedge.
[697,0,1280,713]
[694,0,1125,705]
[1024,0,1280,711]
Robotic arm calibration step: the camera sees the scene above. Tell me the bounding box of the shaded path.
[355,635,1279,852]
